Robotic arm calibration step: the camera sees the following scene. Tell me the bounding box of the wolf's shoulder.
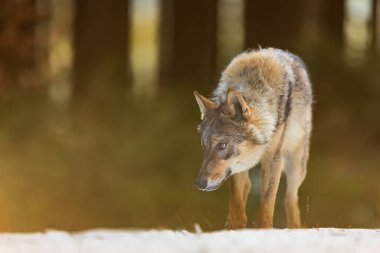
[264,48,307,70]
[217,48,288,94]
[213,48,310,103]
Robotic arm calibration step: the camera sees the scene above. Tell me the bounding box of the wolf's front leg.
[257,160,282,228]
[256,124,285,228]
[225,170,251,229]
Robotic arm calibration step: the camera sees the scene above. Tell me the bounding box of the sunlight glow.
[344,0,372,65]
[130,0,159,98]
[48,0,73,132]
[217,0,245,70]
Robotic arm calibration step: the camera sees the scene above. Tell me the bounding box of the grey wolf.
[193,48,312,229]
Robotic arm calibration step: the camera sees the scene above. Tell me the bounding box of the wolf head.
[194,89,268,191]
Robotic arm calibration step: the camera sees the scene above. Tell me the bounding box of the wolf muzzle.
[194,168,232,191]
[194,178,208,191]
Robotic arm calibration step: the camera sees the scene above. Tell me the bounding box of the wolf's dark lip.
[203,184,223,191]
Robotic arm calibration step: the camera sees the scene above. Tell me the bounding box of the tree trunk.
[245,0,306,51]
[371,0,379,59]
[73,0,129,111]
[159,0,218,93]
[319,0,345,46]
[0,0,41,90]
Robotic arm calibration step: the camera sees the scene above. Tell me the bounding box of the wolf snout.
[194,168,232,191]
[194,177,208,191]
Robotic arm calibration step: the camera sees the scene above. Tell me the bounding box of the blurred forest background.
[0,0,379,232]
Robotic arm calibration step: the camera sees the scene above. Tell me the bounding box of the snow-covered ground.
[0,228,379,253]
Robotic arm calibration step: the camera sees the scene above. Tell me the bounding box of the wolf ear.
[194,91,217,120]
[226,88,252,120]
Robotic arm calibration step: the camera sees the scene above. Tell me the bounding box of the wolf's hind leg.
[284,140,309,228]
[225,170,251,229]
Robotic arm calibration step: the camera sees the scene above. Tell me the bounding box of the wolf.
[193,48,312,229]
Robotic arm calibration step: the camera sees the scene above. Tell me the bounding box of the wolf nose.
[194,178,208,190]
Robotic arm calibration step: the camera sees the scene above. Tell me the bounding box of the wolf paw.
[225,214,247,230]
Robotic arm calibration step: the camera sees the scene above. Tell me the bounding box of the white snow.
[0,228,379,253]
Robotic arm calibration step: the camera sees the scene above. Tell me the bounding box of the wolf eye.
[216,143,227,150]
